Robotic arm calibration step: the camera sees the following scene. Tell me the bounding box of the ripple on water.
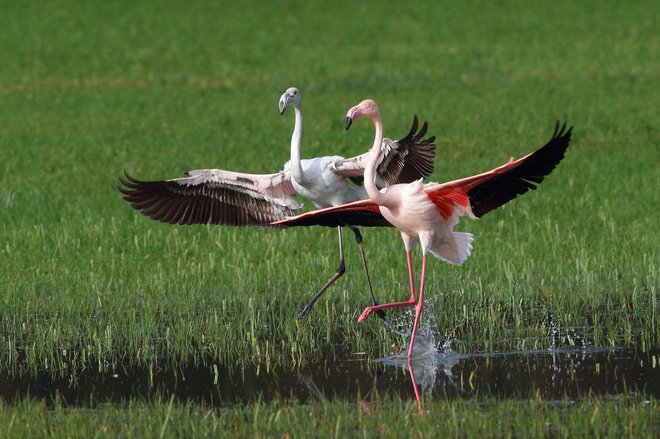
[0,342,657,407]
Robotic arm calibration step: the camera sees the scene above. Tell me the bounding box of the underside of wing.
[270,199,392,228]
[118,169,302,226]
[467,122,572,217]
[424,122,572,218]
[333,115,436,188]
[376,114,436,187]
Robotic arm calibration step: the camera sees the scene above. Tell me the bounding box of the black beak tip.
[345,116,353,131]
[280,109,285,116]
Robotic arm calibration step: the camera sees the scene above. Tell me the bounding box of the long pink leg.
[407,358,424,414]
[358,251,417,323]
[407,254,427,358]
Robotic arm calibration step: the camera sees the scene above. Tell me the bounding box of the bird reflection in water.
[376,306,465,414]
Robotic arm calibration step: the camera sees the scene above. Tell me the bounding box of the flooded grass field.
[2,310,657,409]
[2,343,657,408]
[0,320,657,436]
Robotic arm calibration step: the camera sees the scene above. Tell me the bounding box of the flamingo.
[272,99,572,358]
[118,88,436,319]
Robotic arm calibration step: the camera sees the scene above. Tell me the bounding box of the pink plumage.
[275,99,572,359]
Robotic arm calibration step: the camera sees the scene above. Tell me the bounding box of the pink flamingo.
[118,88,436,320]
[273,99,572,358]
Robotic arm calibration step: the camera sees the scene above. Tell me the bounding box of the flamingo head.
[279,87,301,115]
[345,99,380,130]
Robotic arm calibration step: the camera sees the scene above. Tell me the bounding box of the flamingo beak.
[279,97,287,116]
[345,116,353,130]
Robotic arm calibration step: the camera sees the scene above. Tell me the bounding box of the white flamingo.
[119,88,436,319]
[272,99,572,357]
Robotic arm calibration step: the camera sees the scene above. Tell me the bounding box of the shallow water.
[1,306,656,406]
[0,343,657,407]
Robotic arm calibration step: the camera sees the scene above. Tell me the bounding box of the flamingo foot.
[370,299,388,322]
[357,307,375,323]
[374,308,388,321]
[296,303,314,320]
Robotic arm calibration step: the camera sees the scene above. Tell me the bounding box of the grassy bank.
[1,396,657,438]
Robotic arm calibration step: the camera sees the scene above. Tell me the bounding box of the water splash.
[375,300,465,406]
[0,343,656,407]
[382,299,459,360]
[548,313,592,351]
[374,305,643,413]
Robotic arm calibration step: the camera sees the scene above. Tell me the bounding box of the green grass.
[1,396,658,438]
[0,0,658,435]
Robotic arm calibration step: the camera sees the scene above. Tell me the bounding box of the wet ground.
[1,343,657,407]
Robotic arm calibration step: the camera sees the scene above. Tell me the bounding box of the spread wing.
[269,122,571,230]
[332,115,436,188]
[270,199,392,228]
[423,122,573,218]
[118,168,302,226]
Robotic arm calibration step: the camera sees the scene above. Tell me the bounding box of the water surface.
[1,343,656,407]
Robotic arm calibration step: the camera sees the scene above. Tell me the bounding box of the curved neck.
[364,115,385,205]
[289,104,304,182]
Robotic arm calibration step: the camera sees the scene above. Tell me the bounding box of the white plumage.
[119,87,436,318]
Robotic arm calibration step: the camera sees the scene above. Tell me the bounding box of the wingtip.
[553,120,573,137]
[400,115,419,142]
[418,121,429,139]
[118,176,133,189]
[549,121,573,143]
[118,170,141,190]
[117,185,132,195]
[121,170,140,184]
